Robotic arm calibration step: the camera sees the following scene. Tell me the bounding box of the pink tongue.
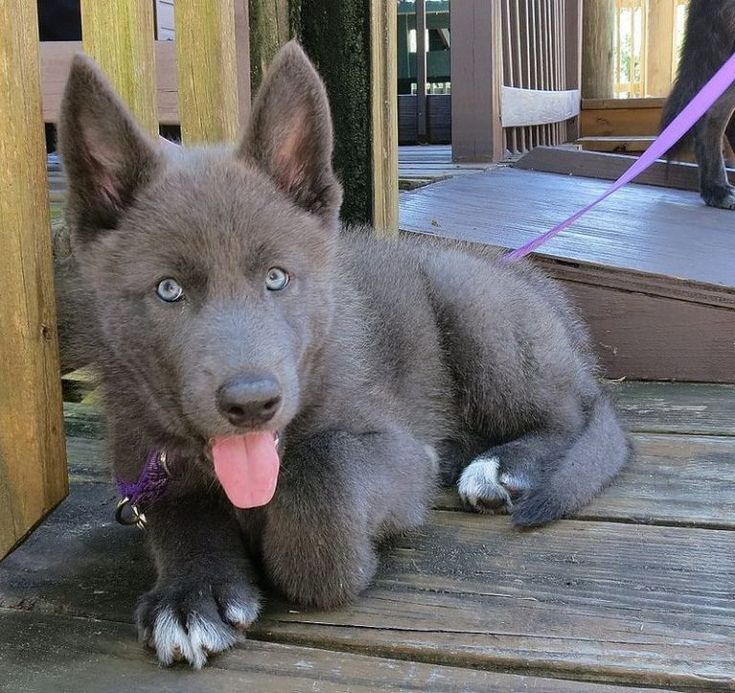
[211,433,280,508]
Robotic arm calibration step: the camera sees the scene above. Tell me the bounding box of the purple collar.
[115,449,170,528]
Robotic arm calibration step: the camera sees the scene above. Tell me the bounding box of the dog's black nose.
[216,375,282,427]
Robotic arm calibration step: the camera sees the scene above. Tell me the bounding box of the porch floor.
[1,381,734,691]
[399,145,735,383]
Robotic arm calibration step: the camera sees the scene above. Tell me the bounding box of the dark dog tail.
[512,394,632,527]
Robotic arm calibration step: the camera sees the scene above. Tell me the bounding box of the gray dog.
[58,41,630,668]
[662,0,735,209]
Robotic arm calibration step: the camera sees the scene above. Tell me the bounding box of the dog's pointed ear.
[58,54,159,243]
[239,41,342,226]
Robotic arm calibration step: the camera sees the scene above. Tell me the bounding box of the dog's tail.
[511,393,632,527]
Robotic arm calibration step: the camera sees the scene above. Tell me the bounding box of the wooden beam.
[450,0,504,162]
[0,0,67,559]
[248,0,291,91]
[645,0,675,97]
[581,0,615,99]
[581,96,665,137]
[415,0,428,142]
[370,0,399,234]
[80,0,158,135]
[174,0,250,143]
[40,41,178,125]
[565,0,583,140]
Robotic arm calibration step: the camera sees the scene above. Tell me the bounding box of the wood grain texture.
[450,0,504,162]
[562,281,735,383]
[581,103,663,137]
[258,516,735,689]
[581,0,614,99]
[370,0,399,235]
[1,481,731,689]
[644,0,676,98]
[64,427,735,528]
[80,0,158,135]
[611,381,735,436]
[399,165,735,290]
[248,0,291,92]
[3,381,734,688]
[514,145,725,192]
[175,0,248,144]
[40,41,179,124]
[0,609,665,693]
[0,0,67,560]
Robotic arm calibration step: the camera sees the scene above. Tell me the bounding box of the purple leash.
[504,51,735,262]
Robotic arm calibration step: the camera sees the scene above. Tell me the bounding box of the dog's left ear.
[239,41,342,226]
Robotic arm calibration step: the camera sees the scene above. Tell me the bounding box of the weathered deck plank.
[1,480,733,688]
[2,609,661,693]
[399,166,735,290]
[1,382,732,689]
[610,381,735,437]
[64,430,735,529]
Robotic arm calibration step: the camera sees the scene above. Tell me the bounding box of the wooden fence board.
[0,0,67,560]
[80,0,158,135]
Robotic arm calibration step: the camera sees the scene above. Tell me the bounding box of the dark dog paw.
[135,578,261,668]
[702,185,735,210]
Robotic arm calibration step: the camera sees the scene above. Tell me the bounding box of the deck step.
[399,149,735,383]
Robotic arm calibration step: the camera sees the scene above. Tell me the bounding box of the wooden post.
[249,0,292,91]
[645,0,675,97]
[451,0,504,162]
[415,0,428,143]
[80,0,158,135]
[370,0,399,234]
[297,0,398,231]
[0,0,67,560]
[174,0,251,143]
[566,0,583,140]
[581,0,615,99]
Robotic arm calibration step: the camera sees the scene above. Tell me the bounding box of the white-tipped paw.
[458,457,514,513]
[136,580,260,668]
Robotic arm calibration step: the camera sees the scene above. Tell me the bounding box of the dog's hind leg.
[694,89,735,209]
[260,427,437,608]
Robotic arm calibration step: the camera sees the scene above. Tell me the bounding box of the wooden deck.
[1,382,734,691]
[399,146,735,384]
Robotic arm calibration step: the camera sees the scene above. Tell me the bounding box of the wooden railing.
[451,0,582,161]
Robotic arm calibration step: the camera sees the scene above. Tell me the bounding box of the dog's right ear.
[58,55,159,243]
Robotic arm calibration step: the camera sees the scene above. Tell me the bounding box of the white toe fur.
[458,456,512,509]
[152,606,239,669]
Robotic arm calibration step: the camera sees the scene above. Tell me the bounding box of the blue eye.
[265,267,289,291]
[156,278,184,302]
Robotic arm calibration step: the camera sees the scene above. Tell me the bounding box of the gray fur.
[58,42,631,668]
[661,0,735,209]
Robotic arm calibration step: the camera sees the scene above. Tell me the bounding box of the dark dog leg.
[260,429,437,608]
[694,90,735,209]
[135,492,262,668]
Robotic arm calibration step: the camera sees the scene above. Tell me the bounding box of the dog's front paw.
[135,577,261,668]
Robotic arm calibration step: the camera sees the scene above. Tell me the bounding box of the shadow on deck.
[1,382,734,691]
